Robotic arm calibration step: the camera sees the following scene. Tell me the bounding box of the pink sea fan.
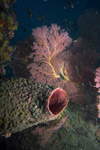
[30,24,72,59]
[28,24,72,83]
[94,67,100,117]
[94,67,100,92]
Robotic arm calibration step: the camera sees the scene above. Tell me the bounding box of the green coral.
[0,6,18,66]
[0,12,6,21]
[12,25,18,30]
[8,25,17,30]
[7,46,12,51]
[0,23,3,28]
[3,40,9,45]
[7,16,14,25]
[0,32,3,41]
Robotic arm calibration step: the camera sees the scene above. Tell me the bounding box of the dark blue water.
[10,0,100,45]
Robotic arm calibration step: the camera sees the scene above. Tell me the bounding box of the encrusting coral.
[0,0,18,73]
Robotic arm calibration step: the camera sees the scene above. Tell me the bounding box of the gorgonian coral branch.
[28,24,72,80]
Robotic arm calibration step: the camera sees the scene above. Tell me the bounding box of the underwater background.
[0,0,100,150]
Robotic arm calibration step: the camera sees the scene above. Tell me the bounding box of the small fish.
[73,40,77,42]
[19,21,23,25]
[75,65,79,74]
[81,83,85,86]
[75,65,82,84]
[27,8,33,19]
[65,18,68,23]
[36,14,41,20]
[67,0,74,8]
[41,15,45,23]
[59,73,66,81]
[89,81,92,87]
[67,126,76,133]
[23,27,26,32]
[67,20,71,30]
[95,11,98,16]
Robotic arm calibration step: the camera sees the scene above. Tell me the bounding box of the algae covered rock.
[0,78,68,138]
